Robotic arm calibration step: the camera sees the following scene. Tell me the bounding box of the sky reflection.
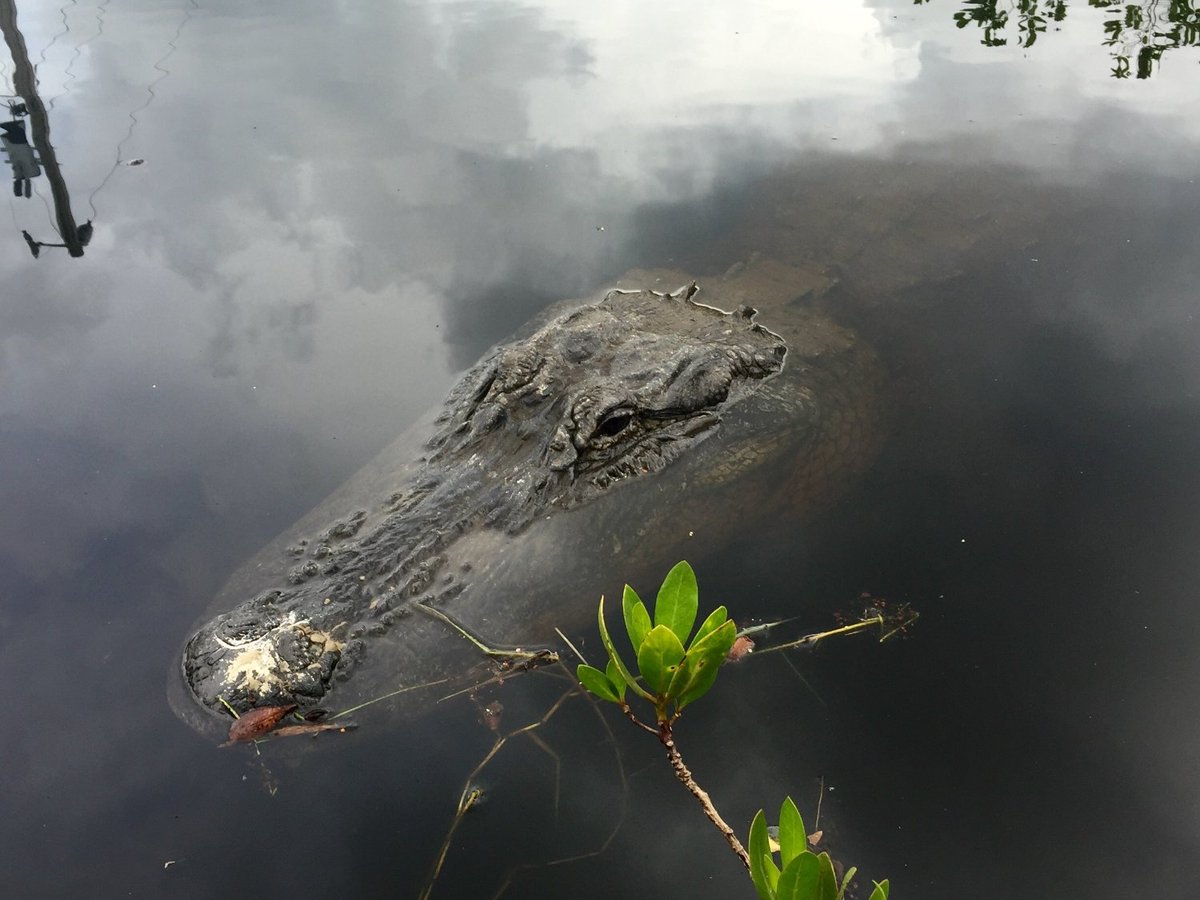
[2,1,1200,897]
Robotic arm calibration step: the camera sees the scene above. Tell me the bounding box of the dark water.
[3,1,1200,897]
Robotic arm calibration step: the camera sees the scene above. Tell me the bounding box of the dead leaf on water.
[222,704,297,746]
[726,634,755,663]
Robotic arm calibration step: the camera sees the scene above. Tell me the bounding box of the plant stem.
[657,721,750,870]
[619,702,659,736]
[755,616,883,655]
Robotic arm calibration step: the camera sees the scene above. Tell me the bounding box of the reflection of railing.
[917,0,1200,78]
[0,1,193,257]
[0,0,86,256]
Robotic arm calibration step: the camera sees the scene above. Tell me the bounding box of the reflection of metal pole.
[0,0,84,256]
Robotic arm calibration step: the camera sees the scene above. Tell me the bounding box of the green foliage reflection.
[918,0,1200,78]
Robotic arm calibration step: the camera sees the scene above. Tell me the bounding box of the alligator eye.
[597,412,632,438]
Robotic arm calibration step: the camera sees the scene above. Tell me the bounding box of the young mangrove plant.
[575,560,892,900]
[749,797,889,900]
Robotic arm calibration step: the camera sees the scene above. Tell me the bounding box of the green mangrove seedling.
[576,560,893,899]
[749,797,889,900]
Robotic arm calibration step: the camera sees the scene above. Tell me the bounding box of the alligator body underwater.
[172,261,880,737]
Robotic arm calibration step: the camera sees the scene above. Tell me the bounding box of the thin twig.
[754,616,884,655]
[619,703,658,736]
[421,757,495,900]
[779,652,826,706]
[554,627,588,665]
[415,602,555,664]
[736,616,801,638]
[879,608,920,642]
[421,686,578,900]
[331,677,451,719]
[217,696,240,718]
[490,670,631,898]
[524,731,562,819]
[658,721,750,870]
[436,651,559,703]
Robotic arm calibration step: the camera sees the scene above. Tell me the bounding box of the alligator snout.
[183,594,347,712]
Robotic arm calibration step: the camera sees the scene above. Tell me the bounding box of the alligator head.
[179,284,788,719]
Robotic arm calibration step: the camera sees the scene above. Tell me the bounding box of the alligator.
[171,259,881,737]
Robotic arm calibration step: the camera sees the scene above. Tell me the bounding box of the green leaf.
[622,584,652,652]
[778,851,838,900]
[777,851,819,900]
[576,664,621,703]
[604,657,627,702]
[748,809,780,900]
[777,796,806,869]
[689,615,738,658]
[654,560,699,645]
[868,879,890,900]
[636,624,686,695]
[690,604,728,648]
[838,866,858,899]
[673,619,737,709]
[597,595,653,702]
[814,852,839,900]
[664,648,712,708]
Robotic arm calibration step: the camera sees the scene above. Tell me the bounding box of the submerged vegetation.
[577,561,894,900]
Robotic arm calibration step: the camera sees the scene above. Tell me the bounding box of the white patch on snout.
[216,612,345,695]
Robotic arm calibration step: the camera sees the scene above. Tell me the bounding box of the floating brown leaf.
[726,634,755,663]
[223,704,297,746]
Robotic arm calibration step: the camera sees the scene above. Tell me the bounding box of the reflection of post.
[0,0,84,257]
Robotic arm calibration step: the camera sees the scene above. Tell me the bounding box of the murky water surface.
[3,1,1199,897]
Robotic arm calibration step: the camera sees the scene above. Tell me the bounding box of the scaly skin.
[173,262,881,734]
